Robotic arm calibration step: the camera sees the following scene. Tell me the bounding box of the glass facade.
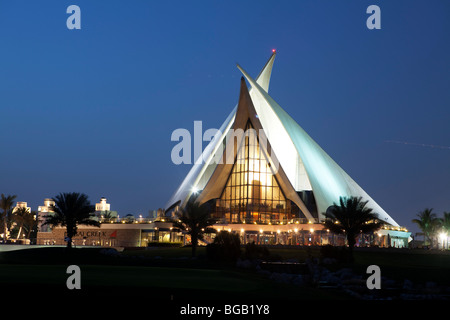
[214,122,295,224]
[141,229,184,244]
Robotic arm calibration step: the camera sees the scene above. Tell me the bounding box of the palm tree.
[0,194,17,243]
[172,196,216,257]
[412,208,439,248]
[437,212,450,249]
[438,212,450,233]
[43,192,100,249]
[324,196,384,262]
[12,206,34,240]
[25,210,38,240]
[101,210,116,223]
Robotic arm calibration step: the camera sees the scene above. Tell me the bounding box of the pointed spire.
[255,51,276,92]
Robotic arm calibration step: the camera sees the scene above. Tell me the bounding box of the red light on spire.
[272,49,276,53]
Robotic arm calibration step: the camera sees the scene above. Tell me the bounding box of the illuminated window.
[215,122,290,223]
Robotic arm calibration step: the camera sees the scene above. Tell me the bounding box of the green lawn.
[352,248,450,285]
[1,245,449,301]
[0,247,341,300]
[0,263,341,301]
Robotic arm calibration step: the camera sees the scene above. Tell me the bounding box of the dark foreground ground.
[0,245,448,315]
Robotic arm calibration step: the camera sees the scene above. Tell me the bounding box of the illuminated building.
[95,197,110,212]
[37,198,55,232]
[93,197,118,221]
[12,201,31,213]
[166,52,411,246]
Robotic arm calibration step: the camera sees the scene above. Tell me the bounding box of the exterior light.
[259,229,263,234]
[310,228,314,233]
[439,232,447,241]
[277,230,281,234]
[294,228,298,233]
[240,228,244,233]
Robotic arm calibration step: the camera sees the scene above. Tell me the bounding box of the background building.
[93,197,118,222]
[12,201,31,213]
[37,198,55,232]
[36,220,183,247]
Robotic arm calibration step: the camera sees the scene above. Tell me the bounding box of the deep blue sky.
[0,1,449,234]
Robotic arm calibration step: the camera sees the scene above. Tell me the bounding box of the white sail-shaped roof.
[238,65,399,226]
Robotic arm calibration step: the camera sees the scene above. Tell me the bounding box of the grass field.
[352,248,450,285]
[0,246,340,301]
[0,245,449,303]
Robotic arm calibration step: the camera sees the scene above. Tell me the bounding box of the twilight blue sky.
[0,1,449,234]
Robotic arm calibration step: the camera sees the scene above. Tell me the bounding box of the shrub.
[206,231,241,262]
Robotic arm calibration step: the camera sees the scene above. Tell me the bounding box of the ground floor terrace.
[212,223,410,248]
[36,220,411,249]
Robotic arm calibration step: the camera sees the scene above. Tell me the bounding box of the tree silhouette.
[439,212,450,234]
[0,194,17,242]
[43,192,100,249]
[324,196,384,261]
[172,196,216,257]
[12,206,35,240]
[412,208,440,247]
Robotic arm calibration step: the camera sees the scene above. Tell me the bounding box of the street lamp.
[439,232,448,250]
